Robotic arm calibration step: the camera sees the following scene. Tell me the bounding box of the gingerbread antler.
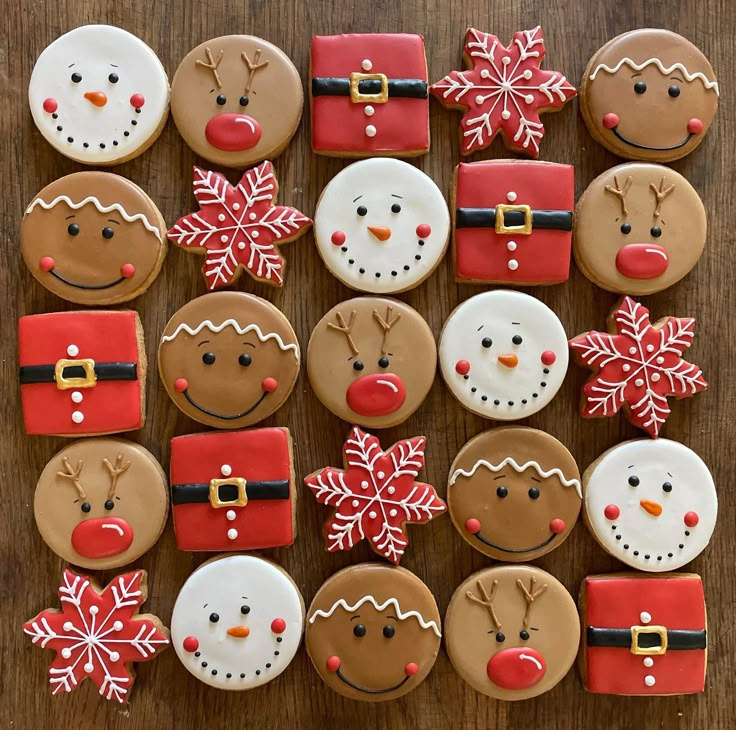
[373,306,401,354]
[57,457,86,500]
[102,453,131,499]
[649,177,676,218]
[196,47,225,88]
[605,175,633,216]
[327,310,359,356]
[516,577,548,629]
[241,48,269,93]
[466,579,501,631]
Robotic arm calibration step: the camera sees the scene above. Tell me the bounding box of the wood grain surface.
[2,1,734,728]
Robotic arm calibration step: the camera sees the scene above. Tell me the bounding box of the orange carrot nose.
[226,625,250,638]
[497,354,519,368]
[367,226,392,241]
[640,499,663,517]
[84,91,108,107]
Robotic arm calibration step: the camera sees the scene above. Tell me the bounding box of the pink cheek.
[326,656,341,672]
[604,504,620,521]
[405,662,419,676]
[270,618,286,634]
[130,93,145,109]
[416,224,431,239]
[331,231,346,246]
[684,511,699,527]
[262,377,278,393]
[455,360,470,376]
[541,350,556,366]
[39,256,55,272]
[465,518,481,534]
[549,518,565,534]
[121,263,136,279]
[174,378,189,393]
[687,118,704,135]
[182,636,199,653]
[43,98,58,114]
[603,112,620,129]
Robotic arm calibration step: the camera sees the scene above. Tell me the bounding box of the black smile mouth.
[609,126,694,152]
[48,267,126,290]
[182,388,269,420]
[336,667,411,695]
[470,529,557,553]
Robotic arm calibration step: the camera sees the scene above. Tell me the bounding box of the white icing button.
[502,56,511,64]
[644,675,656,687]
[507,241,517,252]
[226,510,236,521]
[364,105,375,116]
[523,69,533,79]
[66,344,79,357]
[220,234,228,242]
[71,411,84,424]
[71,391,83,404]
[113,621,123,631]
[252,231,259,238]
[506,191,517,202]
[249,212,256,221]
[89,605,98,615]
[622,363,631,372]
[643,657,654,668]
[227,528,238,540]
[389,509,398,517]
[508,259,519,271]
[61,648,72,659]
[361,58,372,71]
[646,344,655,352]
[238,242,246,250]
[352,499,359,507]
[377,471,385,479]
[501,109,511,120]
[651,373,661,382]
[368,511,377,519]
[220,464,232,477]
[640,611,652,624]
[232,203,240,210]
[629,346,637,354]
[361,481,369,489]
[635,378,644,387]
[475,94,485,105]
[365,125,377,137]
[218,213,226,222]
[387,486,395,494]
[524,94,534,104]
[63,621,73,631]
[109,651,120,662]
[656,356,665,364]
[84,662,95,673]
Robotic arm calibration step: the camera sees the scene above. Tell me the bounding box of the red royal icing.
[615,243,669,280]
[346,373,407,417]
[39,256,55,272]
[120,263,136,279]
[549,518,565,534]
[404,662,419,676]
[71,517,134,559]
[326,655,342,672]
[205,113,262,151]
[465,517,481,534]
[687,118,704,135]
[262,377,278,393]
[43,98,58,114]
[603,112,620,129]
[486,647,546,689]
[174,378,189,393]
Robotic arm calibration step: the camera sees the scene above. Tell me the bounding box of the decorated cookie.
[306,563,441,701]
[171,554,304,690]
[580,573,707,695]
[24,569,169,702]
[445,565,579,700]
[452,160,574,284]
[304,426,446,564]
[583,439,717,572]
[19,310,146,436]
[21,172,167,305]
[34,439,168,569]
[313,158,450,294]
[431,26,576,157]
[170,428,294,551]
[310,33,430,157]
[439,290,569,420]
[580,29,719,162]
[167,162,311,290]
[29,25,169,165]
[307,297,436,428]
[574,163,706,295]
[569,297,707,438]
[158,292,299,429]
[448,427,581,561]
[171,35,303,168]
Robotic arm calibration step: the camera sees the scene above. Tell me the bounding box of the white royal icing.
[29,25,170,164]
[171,555,304,691]
[589,57,719,94]
[314,158,450,294]
[584,439,717,572]
[439,290,569,419]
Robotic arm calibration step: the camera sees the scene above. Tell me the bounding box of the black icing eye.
[512,335,523,345]
[353,360,364,371]
[353,624,367,638]
[238,353,252,367]
[102,227,115,239]
[378,356,389,368]
[620,223,632,234]
[662,482,673,493]
[108,73,119,84]
[520,630,530,640]
[391,203,401,214]
[67,223,80,236]
[202,352,216,365]
[528,487,540,500]
[382,625,395,638]
[216,94,227,106]
[104,500,115,511]
[80,502,91,513]
[209,613,220,623]
[356,206,367,217]
[239,96,249,107]
[496,486,508,498]
[495,632,505,643]
[634,81,647,94]
[668,84,681,98]
[628,476,640,487]
[650,226,662,238]
[71,72,82,83]
[240,605,251,615]
[481,337,493,349]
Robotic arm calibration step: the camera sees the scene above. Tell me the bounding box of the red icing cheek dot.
[465,518,481,534]
[541,350,556,366]
[270,618,286,634]
[404,662,419,676]
[604,504,620,521]
[684,511,699,527]
[687,118,704,135]
[331,231,346,246]
[121,263,136,279]
[416,224,431,238]
[39,256,55,272]
[130,93,145,108]
[455,360,470,376]
[43,98,58,114]
[262,377,278,393]
[182,636,199,653]
[549,518,566,534]
[174,378,189,393]
[326,656,341,673]
[603,112,620,129]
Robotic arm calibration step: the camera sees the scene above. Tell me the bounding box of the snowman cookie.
[307,297,436,428]
[574,163,707,295]
[306,563,441,701]
[583,439,717,571]
[171,554,304,690]
[580,29,719,162]
[21,172,167,305]
[34,438,168,570]
[171,35,303,168]
[449,428,581,561]
[29,25,170,165]
[439,290,569,420]
[158,292,300,429]
[313,158,450,293]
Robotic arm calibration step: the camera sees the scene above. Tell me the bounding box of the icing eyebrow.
[107,219,120,225]
[477,325,484,331]
[386,614,398,620]
[352,195,363,202]
[197,340,210,347]
[203,603,208,608]
[110,63,118,68]
[65,214,76,220]
[670,76,684,82]
[531,476,541,483]
[493,474,505,480]
[511,322,521,326]
[242,341,256,348]
[349,615,361,621]
[391,194,403,199]
[242,596,248,599]
[631,72,642,78]
[530,626,539,631]
[68,63,75,68]
[667,472,673,478]
[628,465,635,469]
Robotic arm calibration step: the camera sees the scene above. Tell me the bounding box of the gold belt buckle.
[495,203,533,235]
[209,478,248,508]
[54,358,97,390]
[349,72,389,104]
[630,625,668,656]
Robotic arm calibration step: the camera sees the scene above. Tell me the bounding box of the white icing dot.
[352,499,359,508]
[651,373,660,382]
[643,657,654,668]
[629,346,637,355]
[89,605,99,615]
[238,242,246,250]
[220,234,228,242]
[84,663,94,673]
[635,378,644,387]
[368,511,377,519]
[71,411,84,424]
[66,344,79,357]
[644,675,656,687]
[480,69,491,79]
[389,509,398,517]
[646,344,655,352]
[365,124,377,137]
[61,648,72,659]
[506,191,517,202]
[71,391,83,404]
[249,212,257,221]
[361,481,369,489]
[220,464,232,477]
[63,622,73,631]
[502,56,511,64]
[377,471,385,479]
[227,528,238,540]
[113,621,123,632]
[232,203,240,210]
[622,363,631,372]
[252,230,259,238]
[640,611,652,624]
[362,58,373,71]
[364,105,375,116]
[387,486,395,494]
[475,95,485,105]
[507,259,519,271]
[523,69,533,79]
[218,213,226,222]
[656,356,665,364]
[524,94,534,104]
[507,241,517,252]
[501,109,511,120]
[109,652,120,662]
[226,510,236,521]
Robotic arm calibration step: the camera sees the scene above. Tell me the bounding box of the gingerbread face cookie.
[574,164,706,295]
[449,428,581,561]
[158,292,299,429]
[171,36,303,168]
[439,290,569,420]
[306,563,441,701]
[580,29,719,161]
[313,158,450,293]
[21,172,167,305]
[29,25,169,165]
[307,298,436,428]
[583,439,717,572]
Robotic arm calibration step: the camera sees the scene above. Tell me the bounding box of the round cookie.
[171,554,304,690]
[34,438,168,570]
[580,29,719,162]
[583,439,717,572]
[307,297,436,428]
[171,36,303,168]
[574,163,706,295]
[306,563,441,701]
[439,290,569,420]
[445,564,579,700]
[29,25,169,165]
[21,172,167,305]
[313,158,450,293]
[448,427,581,561]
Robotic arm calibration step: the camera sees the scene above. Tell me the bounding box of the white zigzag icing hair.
[26,195,163,240]
[589,58,719,94]
[160,319,299,356]
[308,596,441,637]
[450,457,582,498]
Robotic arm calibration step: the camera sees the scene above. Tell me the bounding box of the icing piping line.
[450,457,582,498]
[308,596,441,637]
[26,196,163,240]
[589,58,719,94]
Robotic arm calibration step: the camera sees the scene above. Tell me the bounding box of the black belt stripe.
[587,627,707,651]
[312,77,428,99]
[171,481,290,506]
[19,362,138,385]
[456,207,573,232]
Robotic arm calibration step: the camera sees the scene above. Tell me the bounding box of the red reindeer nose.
[84,91,108,107]
[487,647,546,689]
[368,226,392,241]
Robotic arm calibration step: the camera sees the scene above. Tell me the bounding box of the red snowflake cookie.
[168,161,312,290]
[430,26,576,157]
[569,297,707,438]
[304,426,446,564]
[23,569,169,703]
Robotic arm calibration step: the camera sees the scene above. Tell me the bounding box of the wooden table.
[3,1,734,728]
